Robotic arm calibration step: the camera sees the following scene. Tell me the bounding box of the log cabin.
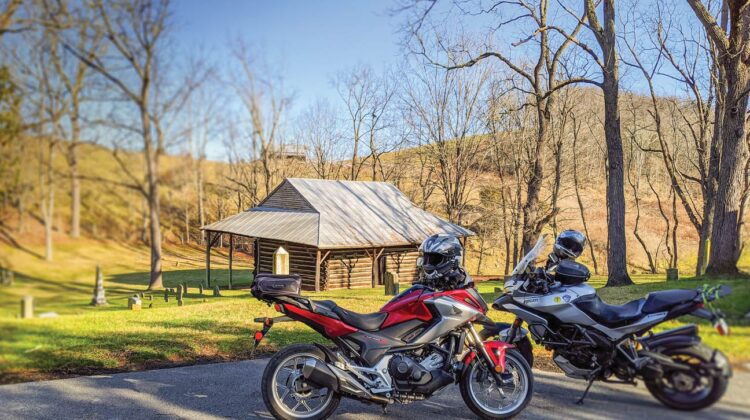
[202,178,472,291]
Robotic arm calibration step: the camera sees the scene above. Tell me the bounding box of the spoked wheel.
[460,348,533,419]
[645,344,729,411]
[261,344,340,420]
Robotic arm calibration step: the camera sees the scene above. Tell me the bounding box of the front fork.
[507,317,523,342]
[466,323,509,387]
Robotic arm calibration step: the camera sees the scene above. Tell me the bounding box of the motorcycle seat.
[310,300,386,331]
[575,295,645,328]
[308,300,339,318]
[642,289,699,314]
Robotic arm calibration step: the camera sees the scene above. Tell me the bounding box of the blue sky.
[174,0,403,110]
[169,0,707,160]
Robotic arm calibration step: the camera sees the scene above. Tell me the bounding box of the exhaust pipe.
[302,359,390,404]
[302,359,339,392]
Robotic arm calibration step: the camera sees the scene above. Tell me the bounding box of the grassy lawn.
[1,240,749,384]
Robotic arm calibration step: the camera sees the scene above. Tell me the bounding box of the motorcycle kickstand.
[576,368,601,405]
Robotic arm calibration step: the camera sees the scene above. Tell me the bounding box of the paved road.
[0,359,748,419]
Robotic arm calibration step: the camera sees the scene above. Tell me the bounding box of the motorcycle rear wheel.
[460,348,534,419]
[261,344,341,420]
[644,344,729,411]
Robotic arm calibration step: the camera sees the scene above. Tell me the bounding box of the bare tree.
[686,0,750,276]
[402,62,489,224]
[41,1,105,239]
[224,119,262,210]
[296,100,344,179]
[566,0,632,285]
[24,29,66,261]
[231,42,291,196]
[571,114,599,274]
[0,0,24,38]
[60,0,201,289]
[626,135,657,274]
[403,0,596,254]
[622,3,718,276]
[336,66,395,181]
[185,83,219,244]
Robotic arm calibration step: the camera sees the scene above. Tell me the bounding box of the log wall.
[383,247,420,284]
[325,250,373,289]
[256,241,422,291]
[257,239,318,290]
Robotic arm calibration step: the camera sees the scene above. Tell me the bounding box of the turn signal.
[494,365,503,373]
[714,319,730,336]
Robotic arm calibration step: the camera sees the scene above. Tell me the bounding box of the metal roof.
[202,178,473,249]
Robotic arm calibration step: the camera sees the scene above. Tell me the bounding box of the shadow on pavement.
[1,360,748,419]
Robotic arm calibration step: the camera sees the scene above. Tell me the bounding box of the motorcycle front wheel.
[261,344,341,420]
[645,344,730,411]
[460,348,534,419]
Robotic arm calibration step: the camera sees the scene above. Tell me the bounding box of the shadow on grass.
[108,269,254,289]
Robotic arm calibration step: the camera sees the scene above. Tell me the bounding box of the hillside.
[1,126,748,278]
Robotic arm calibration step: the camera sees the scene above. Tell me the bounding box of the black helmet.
[418,234,463,281]
[554,230,586,260]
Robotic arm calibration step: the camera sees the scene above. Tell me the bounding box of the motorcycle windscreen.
[510,234,548,276]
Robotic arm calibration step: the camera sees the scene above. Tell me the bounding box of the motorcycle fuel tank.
[514,284,599,325]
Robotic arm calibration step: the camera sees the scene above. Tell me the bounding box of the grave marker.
[384,271,399,296]
[90,265,108,306]
[21,295,33,319]
[128,295,142,310]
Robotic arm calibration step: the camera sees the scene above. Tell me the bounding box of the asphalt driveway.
[0,359,747,419]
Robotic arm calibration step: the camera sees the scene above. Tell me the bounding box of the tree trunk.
[697,102,722,275]
[596,0,632,286]
[476,236,485,275]
[184,202,190,245]
[147,168,163,289]
[573,128,599,274]
[512,173,523,268]
[672,190,679,268]
[197,159,205,244]
[706,63,749,276]
[140,196,148,244]
[521,107,549,253]
[632,202,656,274]
[42,142,55,262]
[351,131,359,180]
[69,146,80,238]
[69,116,81,239]
[142,101,163,289]
[603,77,631,285]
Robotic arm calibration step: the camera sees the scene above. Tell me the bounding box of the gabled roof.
[202,178,473,249]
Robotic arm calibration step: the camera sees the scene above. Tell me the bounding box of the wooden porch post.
[371,248,385,288]
[205,231,212,288]
[314,249,321,292]
[461,236,467,267]
[253,239,259,276]
[228,234,234,290]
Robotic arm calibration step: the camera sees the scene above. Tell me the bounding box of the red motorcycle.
[251,272,533,419]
